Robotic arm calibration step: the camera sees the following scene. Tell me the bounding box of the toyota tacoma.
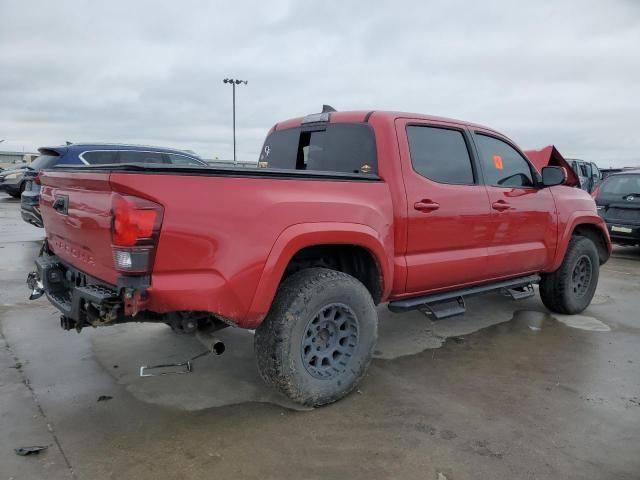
[28,108,611,406]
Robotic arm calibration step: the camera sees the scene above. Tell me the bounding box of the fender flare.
[549,211,610,271]
[244,222,393,328]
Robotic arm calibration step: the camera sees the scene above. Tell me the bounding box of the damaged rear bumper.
[27,255,142,331]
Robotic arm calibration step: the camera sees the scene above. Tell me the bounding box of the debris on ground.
[97,395,113,402]
[14,446,48,456]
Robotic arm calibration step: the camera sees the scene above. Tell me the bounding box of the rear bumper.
[32,255,123,325]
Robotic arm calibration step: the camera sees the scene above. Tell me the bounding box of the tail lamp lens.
[111,193,163,273]
[112,193,163,247]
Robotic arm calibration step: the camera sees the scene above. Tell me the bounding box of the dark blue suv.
[21,143,207,227]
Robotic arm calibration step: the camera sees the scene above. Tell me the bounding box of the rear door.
[396,118,492,293]
[471,131,557,278]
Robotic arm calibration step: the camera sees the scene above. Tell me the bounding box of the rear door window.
[474,134,534,187]
[81,151,119,165]
[119,151,166,164]
[166,153,206,166]
[259,123,377,174]
[406,125,475,184]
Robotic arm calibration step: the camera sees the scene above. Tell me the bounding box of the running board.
[421,297,466,320]
[388,274,540,316]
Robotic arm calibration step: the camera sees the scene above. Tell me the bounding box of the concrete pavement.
[1,196,639,479]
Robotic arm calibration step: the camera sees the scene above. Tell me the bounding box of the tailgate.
[39,170,119,285]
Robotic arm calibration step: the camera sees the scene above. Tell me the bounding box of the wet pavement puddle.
[553,314,611,332]
[91,301,610,413]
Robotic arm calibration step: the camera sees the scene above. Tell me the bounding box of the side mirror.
[541,166,567,187]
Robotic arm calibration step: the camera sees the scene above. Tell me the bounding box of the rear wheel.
[539,236,600,314]
[254,268,378,407]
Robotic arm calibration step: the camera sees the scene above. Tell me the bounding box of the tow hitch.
[26,271,44,300]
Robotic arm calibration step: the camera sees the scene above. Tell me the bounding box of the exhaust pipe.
[139,337,225,377]
[211,339,225,355]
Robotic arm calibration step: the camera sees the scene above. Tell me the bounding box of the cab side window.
[475,134,534,188]
[406,125,475,184]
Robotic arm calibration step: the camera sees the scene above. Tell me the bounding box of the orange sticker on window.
[493,155,503,170]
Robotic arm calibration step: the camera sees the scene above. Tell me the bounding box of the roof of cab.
[273,110,503,136]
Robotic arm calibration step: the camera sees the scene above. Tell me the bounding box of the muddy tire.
[539,236,600,314]
[254,268,378,407]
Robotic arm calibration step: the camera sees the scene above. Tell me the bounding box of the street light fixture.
[223,78,248,165]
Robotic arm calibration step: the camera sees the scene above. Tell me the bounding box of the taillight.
[111,193,163,273]
[33,175,41,185]
[591,185,600,199]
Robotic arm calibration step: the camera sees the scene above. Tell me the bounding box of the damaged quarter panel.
[108,172,393,326]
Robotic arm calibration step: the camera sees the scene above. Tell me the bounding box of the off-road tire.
[254,268,378,407]
[539,236,599,314]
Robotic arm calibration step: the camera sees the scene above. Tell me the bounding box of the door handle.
[414,200,440,212]
[491,200,511,212]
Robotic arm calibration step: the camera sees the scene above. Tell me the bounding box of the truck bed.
[39,165,393,327]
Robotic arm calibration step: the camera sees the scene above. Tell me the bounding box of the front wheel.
[539,236,600,314]
[254,268,378,407]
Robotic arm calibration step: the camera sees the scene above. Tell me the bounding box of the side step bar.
[388,274,540,319]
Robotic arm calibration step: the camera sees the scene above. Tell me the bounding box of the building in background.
[0,151,38,171]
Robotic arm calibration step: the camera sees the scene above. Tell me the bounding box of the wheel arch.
[551,213,611,271]
[245,222,393,328]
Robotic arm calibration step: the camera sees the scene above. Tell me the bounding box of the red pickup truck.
[29,109,611,406]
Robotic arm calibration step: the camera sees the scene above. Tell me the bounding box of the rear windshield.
[259,123,377,174]
[30,154,60,170]
[600,174,640,195]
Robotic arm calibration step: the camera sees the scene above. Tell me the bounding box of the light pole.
[223,78,248,165]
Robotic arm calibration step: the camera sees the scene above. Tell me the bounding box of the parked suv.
[21,144,207,227]
[594,169,640,245]
[29,109,610,407]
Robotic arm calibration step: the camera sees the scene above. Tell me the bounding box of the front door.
[471,131,558,278]
[396,119,492,294]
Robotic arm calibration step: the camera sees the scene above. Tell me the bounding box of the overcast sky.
[1,0,639,166]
